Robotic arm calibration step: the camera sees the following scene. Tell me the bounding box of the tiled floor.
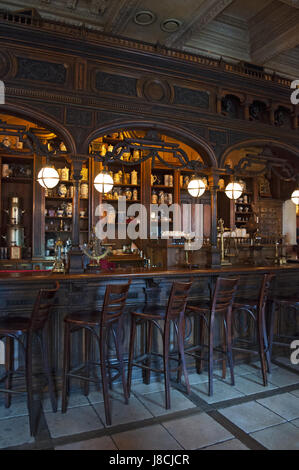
[1,360,299,450]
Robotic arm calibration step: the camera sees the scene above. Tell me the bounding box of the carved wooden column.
[216,92,222,114]
[69,154,87,274]
[206,172,220,268]
[243,98,251,121]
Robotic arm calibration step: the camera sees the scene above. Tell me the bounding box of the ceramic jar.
[132,189,138,201]
[81,167,88,181]
[124,188,132,200]
[80,183,88,199]
[66,203,72,217]
[61,167,69,181]
[152,190,158,204]
[131,170,138,185]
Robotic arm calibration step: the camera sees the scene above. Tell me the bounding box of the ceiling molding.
[164,0,234,49]
[250,1,299,64]
[279,0,299,7]
[103,0,142,34]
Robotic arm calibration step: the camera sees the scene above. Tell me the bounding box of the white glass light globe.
[225,182,243,200]
[37,167,59,189]
[187,178,206,198]
[94,172,114,193]
[291,189,299,205]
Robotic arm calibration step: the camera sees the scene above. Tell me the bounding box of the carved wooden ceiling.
[1,0,299,78]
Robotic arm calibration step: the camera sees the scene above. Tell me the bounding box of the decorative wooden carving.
[173,86,209,109]
[221,94,243,119]
[95,70,137,96]
[16,58,67,84]
[137,77,173,104]
[249,100,268,123]
[0,50,11,79]
[66,107,92,127]
[274,106,292,128]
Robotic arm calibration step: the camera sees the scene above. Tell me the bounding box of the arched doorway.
[219,140,299,260]
[0,110,75,260]
[84,123,217,269]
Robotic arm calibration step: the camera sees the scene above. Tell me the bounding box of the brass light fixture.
[187,177,206,198]
[225,181,243,200]
[94,170,114,193]
[37,166,59,189]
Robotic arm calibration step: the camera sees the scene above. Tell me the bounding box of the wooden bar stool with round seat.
[185,277,239,396]
[232,273,275,384]
[268,294,299,362]
[127,281,193,410]
[0,281,60,436]
[61,281,131,426]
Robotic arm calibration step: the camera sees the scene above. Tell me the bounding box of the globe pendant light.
[187,177,206,198]
[291,189,299,205]
[94,170,114,193]
[225,181,243,200]
[37,166,59,189]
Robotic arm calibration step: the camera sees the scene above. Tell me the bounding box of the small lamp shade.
[37,167,59,189]
[225,182,243,200]
[94,171,114,193]
[187,178,206,198]
[291,189,299,205]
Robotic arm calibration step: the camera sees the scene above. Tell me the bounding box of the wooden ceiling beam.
[250,1,299,64]
[164,0,234,49]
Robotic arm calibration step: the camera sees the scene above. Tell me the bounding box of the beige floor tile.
[130,381,165,395]
[219,401,285,433]
[191,380,245,404]
[42,392,90,412]
[267,369,299,387]
[234,373,277,396]
[45,406,104,438]
[250,422,299,450]
[112,424,182,450]
[0,415,34,449]
[0,395,28,420]
[202,438,249,450]
[257,393,299,420]
[137,389,196,417]
[93,396,152,427]
[163,412,233,450]
[55,435,117,450]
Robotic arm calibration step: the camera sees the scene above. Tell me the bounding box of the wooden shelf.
[102,198,140,203]
[112,183,140,187]
[151,185,174,190]
[2,177,32,183]
[46,196,73,201]
[45,216,72,219]
[45,230,72,233]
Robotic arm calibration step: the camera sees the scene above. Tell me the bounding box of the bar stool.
[0,282,59,435]
[185,277,239,396]
[268,295,299,360]
[127,281,193,409]
[61,281,131,426]
[232,273,275,384]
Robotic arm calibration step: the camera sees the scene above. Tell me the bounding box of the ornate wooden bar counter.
[0,264,298,390]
